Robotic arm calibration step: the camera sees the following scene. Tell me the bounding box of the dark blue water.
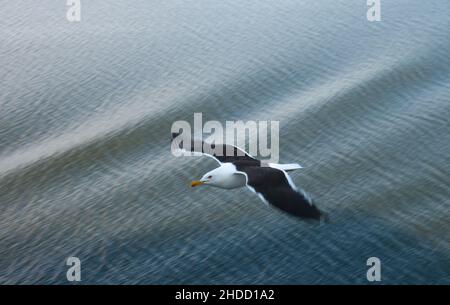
[1,0,449,284]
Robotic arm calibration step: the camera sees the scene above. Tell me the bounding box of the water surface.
[0,0,449,284]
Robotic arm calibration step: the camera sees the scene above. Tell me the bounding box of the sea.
[0,0,449,284]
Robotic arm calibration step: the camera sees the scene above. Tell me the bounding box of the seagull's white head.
[191,163,246,189]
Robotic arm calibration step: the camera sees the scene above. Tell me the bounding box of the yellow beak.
[191,180,204,187]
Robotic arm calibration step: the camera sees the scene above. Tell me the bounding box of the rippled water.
[1,0,449,284]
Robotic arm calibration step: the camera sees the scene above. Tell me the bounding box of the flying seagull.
[171,133,328,222]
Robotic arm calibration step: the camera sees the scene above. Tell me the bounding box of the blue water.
[0,0,449,284]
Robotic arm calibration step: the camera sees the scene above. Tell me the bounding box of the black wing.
[237,165,326,221]
[171,132,260,164]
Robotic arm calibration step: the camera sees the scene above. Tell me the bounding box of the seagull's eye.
[207,175,212,179]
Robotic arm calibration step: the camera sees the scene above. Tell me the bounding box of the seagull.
[171,133,328,222]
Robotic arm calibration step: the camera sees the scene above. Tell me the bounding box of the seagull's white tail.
[268,163,303,172]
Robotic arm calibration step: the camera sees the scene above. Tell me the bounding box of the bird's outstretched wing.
[236,164,327,221]
[171,132,260,164]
